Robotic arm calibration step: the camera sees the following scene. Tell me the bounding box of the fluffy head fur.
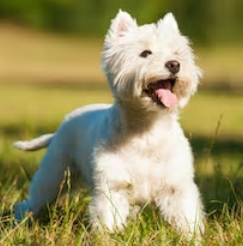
[102,10,201,110]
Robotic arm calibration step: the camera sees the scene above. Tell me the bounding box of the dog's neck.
[112,100,178,136]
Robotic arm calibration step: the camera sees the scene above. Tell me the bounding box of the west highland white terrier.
[14,10,205,240]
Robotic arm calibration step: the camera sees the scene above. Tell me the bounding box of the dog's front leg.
[155,181,205,240]
[89,184,130,232]
[88,155,132,233]
[88,151,132,231]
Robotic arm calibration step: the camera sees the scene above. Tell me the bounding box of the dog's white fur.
[14,10,204,239]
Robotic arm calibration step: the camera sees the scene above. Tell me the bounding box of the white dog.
[14,10,205,240]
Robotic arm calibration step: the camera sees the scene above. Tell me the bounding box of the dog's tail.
[13,133,54,151]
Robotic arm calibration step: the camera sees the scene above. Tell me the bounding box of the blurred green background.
[0,0,243,144]
[0,0,243,45]
[0,0,242,134]
[0,0,243,215]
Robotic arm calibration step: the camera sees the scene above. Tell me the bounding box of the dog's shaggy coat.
[14,10,205,239]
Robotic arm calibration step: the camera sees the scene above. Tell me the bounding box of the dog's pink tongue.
[156,89,177,108]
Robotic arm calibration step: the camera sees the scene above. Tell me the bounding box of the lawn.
[0,82,243,245]
[0,25,243,245]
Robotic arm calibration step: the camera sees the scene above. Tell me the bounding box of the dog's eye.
[140,50,152,58]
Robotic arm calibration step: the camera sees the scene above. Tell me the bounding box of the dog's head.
[102,10,202,111]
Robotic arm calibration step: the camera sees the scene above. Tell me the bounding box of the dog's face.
[102,10,201,111]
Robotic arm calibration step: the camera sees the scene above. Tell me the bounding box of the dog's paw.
[14,201,32,223]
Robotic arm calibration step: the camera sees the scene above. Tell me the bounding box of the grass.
[0,83,243,245]
[1,83,243,138]
[1,23,243,88]
[197,46,243,89]
[0,23,104,84]
[0,24,243,245]
[182,91,243,139]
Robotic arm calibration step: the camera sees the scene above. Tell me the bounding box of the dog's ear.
[157,13,180,34]
[106,10,137,40]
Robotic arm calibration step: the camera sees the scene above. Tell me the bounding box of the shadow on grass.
[191,135,243,158]
[190,136,243,218]
[198,167,243,218]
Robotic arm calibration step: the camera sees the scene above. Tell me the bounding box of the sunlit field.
[0,25,243,245]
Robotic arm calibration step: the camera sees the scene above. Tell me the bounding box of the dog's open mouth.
[144,78,177,108]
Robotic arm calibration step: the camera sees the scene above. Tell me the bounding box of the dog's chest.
[131,159,164,202]
[121,136,175,202]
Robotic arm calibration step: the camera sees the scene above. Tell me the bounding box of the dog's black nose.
[165,60,180,74]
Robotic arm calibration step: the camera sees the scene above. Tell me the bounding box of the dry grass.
[197,45,243,88]
[0,23,104,84]
[1,23,243,88]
